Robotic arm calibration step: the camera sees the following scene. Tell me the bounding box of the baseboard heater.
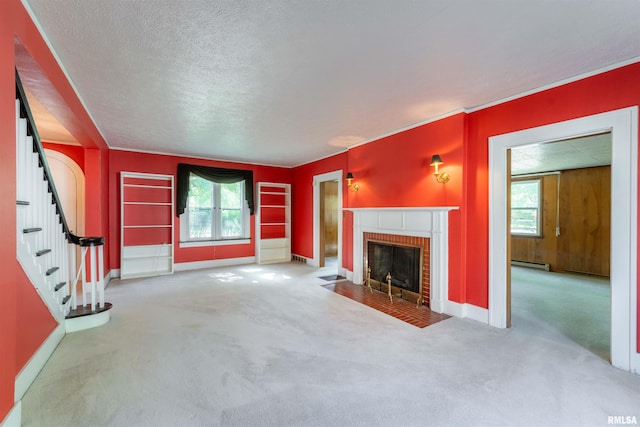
[511,260,550,271]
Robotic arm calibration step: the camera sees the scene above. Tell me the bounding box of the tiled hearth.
[323,281,450,328]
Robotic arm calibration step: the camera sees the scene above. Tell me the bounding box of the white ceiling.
[21,0,640,167]
[511,133,611,176]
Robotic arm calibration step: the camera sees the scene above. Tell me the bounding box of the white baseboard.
[111,257,257,277]
[631,350,640,375]
[104,269,114,286]
[345,269,354,282]
[445,301,489,324]
[0,400,20,427]
[430,298,446,314]
[174,256,256,272]
[14,323,65,402]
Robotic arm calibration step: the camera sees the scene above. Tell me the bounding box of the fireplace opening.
[366,240,423,304]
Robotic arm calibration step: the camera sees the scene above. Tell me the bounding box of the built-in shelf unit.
[120,172,174,279]
[255,182,291,264]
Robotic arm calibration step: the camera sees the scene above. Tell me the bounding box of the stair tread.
[45,267,59,276]
[16,200,30,206]
[62,295,71,305]
[54,282,66,291]
[36,249,52,256]
[23,227,42,233]
[66,302,113,319]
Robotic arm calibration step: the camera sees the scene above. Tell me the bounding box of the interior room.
[2,1,640,426]
[509,134,612,361]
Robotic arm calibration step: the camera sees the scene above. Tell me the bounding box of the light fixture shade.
[345,172,354,180]
[430,154,443,166]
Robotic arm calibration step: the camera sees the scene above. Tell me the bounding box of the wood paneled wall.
[511,175,559,269]
[511,166,610,276]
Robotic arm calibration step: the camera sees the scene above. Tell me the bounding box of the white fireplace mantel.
[344,206,458,314]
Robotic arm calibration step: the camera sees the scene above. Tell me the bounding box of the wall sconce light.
[430,154,450,184]
[345,172,359,192]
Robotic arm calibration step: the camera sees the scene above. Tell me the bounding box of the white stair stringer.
[16,99,70,323]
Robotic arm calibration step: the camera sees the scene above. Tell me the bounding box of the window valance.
[176,163,254,216]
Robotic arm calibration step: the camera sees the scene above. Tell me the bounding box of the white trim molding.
[489,106,639,374]
[312,170,343,270]
[446,301,489,324]
[104,269,114,287]
[173,256,256,272]
[112,256,257,277]
[344,207,460,315]
[14,323,65,402]
[179,239,251,248]
[0,401,20,427]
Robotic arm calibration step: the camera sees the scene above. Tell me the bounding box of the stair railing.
[15,70,106,317]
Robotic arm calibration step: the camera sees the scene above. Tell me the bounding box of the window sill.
[179,239,251,248]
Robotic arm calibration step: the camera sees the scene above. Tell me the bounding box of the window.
[180,174,249,243]
[511,179,541,236]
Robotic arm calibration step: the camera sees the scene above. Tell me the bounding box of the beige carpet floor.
[20,262,640,426]
[511,266,611,361]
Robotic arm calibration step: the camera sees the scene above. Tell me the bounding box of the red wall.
[0,0,18,418]
[464,62,640,309]
[16,267,58,373]
[109,150,291,269]
[346,113,465,209]
[346,113,467,302]
[42,142,85,170]
[291,115,466,300]
[291,153,348,259]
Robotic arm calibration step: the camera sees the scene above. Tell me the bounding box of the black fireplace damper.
[366,240,421,293]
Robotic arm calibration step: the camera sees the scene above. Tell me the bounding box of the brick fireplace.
[345,207,458,313]
[364,232,430,305]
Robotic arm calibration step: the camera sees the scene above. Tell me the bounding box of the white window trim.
[179,178,250,244]
[179,238,251,248]
[510,179,542,237]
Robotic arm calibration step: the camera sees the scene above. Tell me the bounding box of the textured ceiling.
[511,133,611,176]
[21,0,640,167]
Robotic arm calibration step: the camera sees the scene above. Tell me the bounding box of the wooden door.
[319,181,338,267]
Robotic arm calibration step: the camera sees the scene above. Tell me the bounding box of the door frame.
[313,170,343,273]
[488,106,638,373]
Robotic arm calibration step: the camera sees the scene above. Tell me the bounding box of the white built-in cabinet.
[255,182,291,264]
[120,172,174,279]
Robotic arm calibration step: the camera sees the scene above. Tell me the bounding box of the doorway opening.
[509,134,612,361]
[489,107,638,373]
[313,171,343,276]
[319,180,339,269]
